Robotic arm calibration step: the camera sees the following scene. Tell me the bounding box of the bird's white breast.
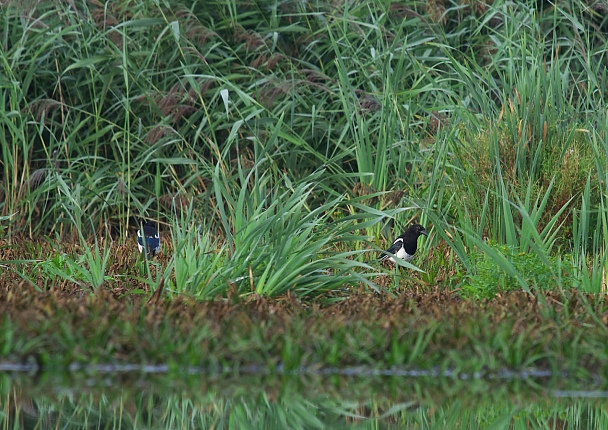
[396,248,414,262]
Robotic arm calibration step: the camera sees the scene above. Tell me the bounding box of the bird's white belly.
[395,248,414,262]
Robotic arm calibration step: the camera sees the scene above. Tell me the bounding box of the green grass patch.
[461,242,576,300]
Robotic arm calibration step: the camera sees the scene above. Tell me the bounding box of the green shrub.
[461,242,574,300]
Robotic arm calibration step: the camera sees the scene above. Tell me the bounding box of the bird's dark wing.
[147,236,161,255]
[379,238,403,261]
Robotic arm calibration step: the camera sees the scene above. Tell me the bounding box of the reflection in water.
[1,372,607,429]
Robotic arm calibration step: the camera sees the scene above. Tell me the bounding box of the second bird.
[137,221,161,257]
[379,223,428,264]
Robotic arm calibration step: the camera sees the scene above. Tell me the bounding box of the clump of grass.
[174,167,382,298]
[461,242,575,300]
[454,121,598,239]
[168,216,226,298]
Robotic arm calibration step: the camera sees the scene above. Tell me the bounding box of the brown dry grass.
[2,274,606,350]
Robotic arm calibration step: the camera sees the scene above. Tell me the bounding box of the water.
[1,364,607,429]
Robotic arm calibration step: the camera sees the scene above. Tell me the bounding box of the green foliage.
[0,212,16,238]
[169,215,226,297]
[461,242,574,300]
[34,246,113,291]
[166,169,381,298]
[1,0,608,296]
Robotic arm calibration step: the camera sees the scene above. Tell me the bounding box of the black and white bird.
[379,223,428,265]
[137,221,160,257]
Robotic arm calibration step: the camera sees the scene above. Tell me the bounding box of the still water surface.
[1,364,607,429]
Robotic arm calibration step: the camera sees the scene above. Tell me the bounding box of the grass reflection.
[2,373,608,429]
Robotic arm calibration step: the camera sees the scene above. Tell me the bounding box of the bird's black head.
[406,223,428,238]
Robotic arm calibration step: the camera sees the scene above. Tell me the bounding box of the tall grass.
[164,168,382,297]
[1,0,608,296]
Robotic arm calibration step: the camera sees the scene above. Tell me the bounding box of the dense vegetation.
[1,0,608,298]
